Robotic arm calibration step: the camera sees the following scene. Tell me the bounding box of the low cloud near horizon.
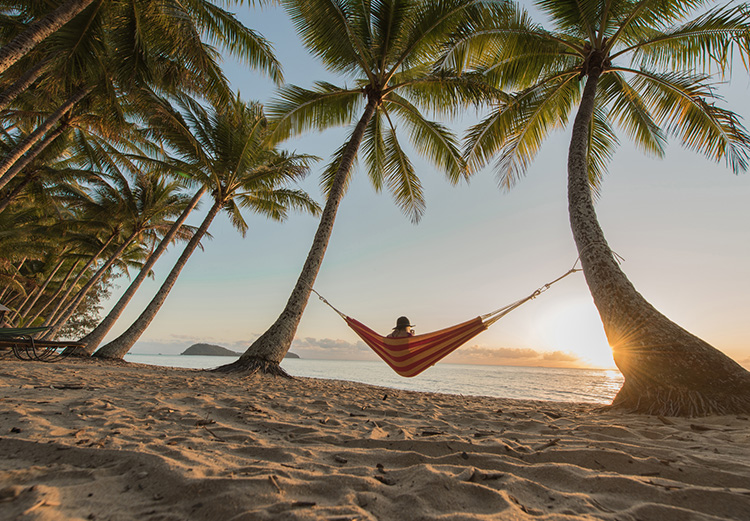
[290,337,585,368]
[131,334,585,368]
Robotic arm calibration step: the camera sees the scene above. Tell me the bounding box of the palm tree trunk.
[0,57,51,112]
[40,234,114,327]
[0,170,38,214]
[0,87,89,190]
[0,124,69,211]
[27,259,81,325]
[10,257,65,325]
[76,188,205,354]
[0,0,97,76]
[94,199,222,359]
[568,65,750,416]
[44,230,139,340]
[215,101,379,375]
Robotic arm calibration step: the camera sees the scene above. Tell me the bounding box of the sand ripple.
[1,358,749,520]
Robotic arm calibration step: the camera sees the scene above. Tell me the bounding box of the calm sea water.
[123,354,623,404]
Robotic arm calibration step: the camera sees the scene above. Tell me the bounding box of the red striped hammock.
[345,316,488,377]
[313,266,579,377]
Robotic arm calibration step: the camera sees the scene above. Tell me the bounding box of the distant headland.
[181,343,300,358]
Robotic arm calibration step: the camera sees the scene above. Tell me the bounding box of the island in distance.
[182,343,300,358]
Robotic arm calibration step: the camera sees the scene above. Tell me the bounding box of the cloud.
[291,337,375,360]
[446,344,584,367]
[289,336,586,367]
[543,350,581,362]
[130,334,585,368]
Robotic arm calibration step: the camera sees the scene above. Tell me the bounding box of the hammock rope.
[311,261,581,377]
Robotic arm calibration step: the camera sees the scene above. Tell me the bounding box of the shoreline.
[1,358,749,520]
[125,354,624,405]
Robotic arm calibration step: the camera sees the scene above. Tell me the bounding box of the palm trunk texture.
[77,188,204,354]
[0,0,97,76]
[0,170,38,214]
[0,58,51,112]
[0,88,89,190]
[0,125,69,214]
[215,101,379,376]
[28,259,81,325]
[10,257,65,324]
[46,230,138,340]
[569,66,750,416]
[94,199,222,359]
[41,236,112,328]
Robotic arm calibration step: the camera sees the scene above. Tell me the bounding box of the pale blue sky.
[108,2,750,370]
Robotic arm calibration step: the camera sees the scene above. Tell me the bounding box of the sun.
[537,298,616,369]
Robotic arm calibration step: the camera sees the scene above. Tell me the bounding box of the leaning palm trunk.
[0,57,51,112]
[9,257,65,325]
[215,102,378,375]
[0,88,89,190]
[0,169,39,214]
[39,234,113,327]
[0,124,69,211]
[94,199,222,359]
[569,65,750,416]
[0,0,97,76]
[27,259,81,325]
[44,230,138,340]
[75,188,204,354]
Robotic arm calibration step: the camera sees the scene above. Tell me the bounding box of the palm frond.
[464,71,581,187]
[587,105,619,198]
[319,138,357,197]
[391,69,506,116]
[182,0,283,84]
[281,0,374,77]
[534,0,600,41]
[620,4,750,74]
[628,68,750,172]
[599,70,666,157]
[383,124,425,224]
[383,92,466,184]
[361,111,387,192]
[266,82,362,143]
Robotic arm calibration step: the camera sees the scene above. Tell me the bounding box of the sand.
[0,358,749,521]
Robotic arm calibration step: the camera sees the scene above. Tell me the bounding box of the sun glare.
[537,299,616,369]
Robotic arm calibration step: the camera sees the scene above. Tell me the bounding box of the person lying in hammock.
[387,316,415,338]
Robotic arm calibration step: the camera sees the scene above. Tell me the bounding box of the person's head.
[394,316,414,332]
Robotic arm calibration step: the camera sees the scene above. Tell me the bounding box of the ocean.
[123,354,623,405]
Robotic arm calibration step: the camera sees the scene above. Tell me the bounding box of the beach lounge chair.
[0,327,84,362]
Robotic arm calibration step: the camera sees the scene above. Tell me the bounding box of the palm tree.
[0,0,283,190]
[0,0,281,83]
[75,187,203,353]
[94,96,320,359]
[43,171,193,339]
[0,0,97,75]
[217,0,499,375]
[455,0,750,415]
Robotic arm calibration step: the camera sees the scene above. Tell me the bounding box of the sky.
[104,2,750,371]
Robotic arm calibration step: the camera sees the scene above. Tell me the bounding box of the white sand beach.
[1,358,749,520]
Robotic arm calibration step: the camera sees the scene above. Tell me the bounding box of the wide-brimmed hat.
[393,316,414,329]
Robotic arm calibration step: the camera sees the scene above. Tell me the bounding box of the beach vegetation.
[0,0,292,339]
[93,95,320,360]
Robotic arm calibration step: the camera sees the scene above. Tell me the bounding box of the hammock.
[312,265,580,377]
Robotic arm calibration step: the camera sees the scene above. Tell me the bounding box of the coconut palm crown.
[451,0,750,415]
